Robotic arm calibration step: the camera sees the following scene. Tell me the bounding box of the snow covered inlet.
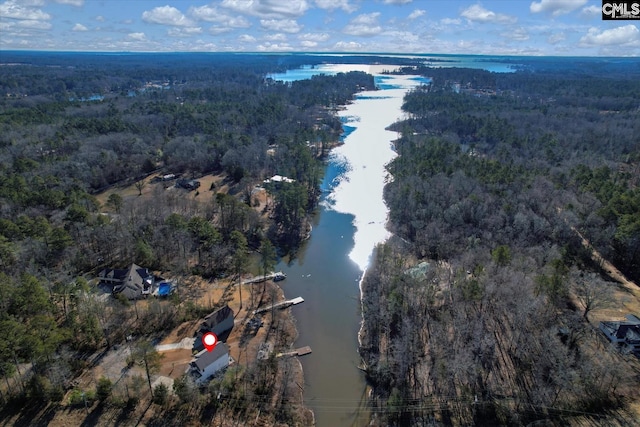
[325,72,425,271]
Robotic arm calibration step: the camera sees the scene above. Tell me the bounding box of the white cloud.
[189,40,217,51]
[221,0,309,18]
[580,5,601,17]
[548,32,566,44]
[16,19,51,29]
[72,23,87,31]
[127,32,146,41]
[264,32,287,41]
[408,9,425,20]
[385,30,420,44]
[333,40,362,50]
[227,16,251,27]
[343,12,382,36]
[530,0,587,16]
[580,25,640,46]
[502,26,529,41]
[14,0,45,6]
[55,0,83,6]
[257,41,293,51]
[384,0,412,4]
[142,6,193,27]
[168,27,203,37]
[260,19,302,33]
[300,40,317,47]
[314,0,357,13]
[209,26,233,34]
[299,32,330,42]
[189,5,223,21]
[95,15,105,22]
[189,5,250,28]
[239,34,256,42]
[441,17,462,25]
[0,0,50,20]
[461,4,516,24]
[2,18,50,32]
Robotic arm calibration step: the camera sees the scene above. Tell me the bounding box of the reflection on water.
[279,154,368,426]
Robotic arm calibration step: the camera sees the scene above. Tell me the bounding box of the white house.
[263,174,295,184]
[189,342,230,385]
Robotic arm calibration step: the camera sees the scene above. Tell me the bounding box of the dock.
[277,346,312,358]
[253,296,304,315]
[242,271,286,285]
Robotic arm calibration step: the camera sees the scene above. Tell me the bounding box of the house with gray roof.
[600,314,640,356]
[193,305,234,352]
[98,263,155,300]
[189,342,230,385]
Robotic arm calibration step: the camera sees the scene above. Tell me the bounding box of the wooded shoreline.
[0,52,376,426]
[359,63,640,426]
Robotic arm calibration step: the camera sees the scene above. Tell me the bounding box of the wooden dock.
[252,297,304,315]
[242,271,286,285]
[277,346,312,358]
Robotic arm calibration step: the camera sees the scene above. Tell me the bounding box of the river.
[275,66,425,426]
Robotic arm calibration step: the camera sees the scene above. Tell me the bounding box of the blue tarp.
[158,282,172,296]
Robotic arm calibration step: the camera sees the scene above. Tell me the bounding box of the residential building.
[599,314,640,355]
[189,342,230,385]
[193,305,234,352]
[98,263,155,300]
[176,178,200,191]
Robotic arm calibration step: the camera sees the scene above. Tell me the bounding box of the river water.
[275,66,425,426]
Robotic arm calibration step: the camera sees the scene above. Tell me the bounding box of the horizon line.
[2,49,639,59]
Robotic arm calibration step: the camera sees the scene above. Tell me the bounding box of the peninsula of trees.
[361,62,640,425]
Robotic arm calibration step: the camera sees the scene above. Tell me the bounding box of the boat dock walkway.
[253,297,304,315]
[277,346,312,358]
[242,271,286,285]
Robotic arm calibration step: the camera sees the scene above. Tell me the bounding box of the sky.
[0,0,639,56]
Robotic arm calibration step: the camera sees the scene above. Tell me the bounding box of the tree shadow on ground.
[2,398,50,427]
[113,398,145,427]
[80,402,106,427]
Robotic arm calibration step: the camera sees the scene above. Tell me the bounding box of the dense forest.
[361,65,640,425]
[0,52,375,425]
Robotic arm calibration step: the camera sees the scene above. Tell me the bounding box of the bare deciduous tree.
[134,178,146,196]
[573,272,612,321]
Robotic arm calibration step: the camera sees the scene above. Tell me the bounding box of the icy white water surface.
[324,73,424,271]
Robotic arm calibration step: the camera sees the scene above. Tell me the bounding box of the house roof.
[193,342,229,371]
[100,263,152,283]
[263,174,294,184]
[98,268,128,281]
[601,320,640,342]
[201,306,234,331]
[616,325,639,340]
[112,263,154,296]
[625,314,640,324]
[126,263,153,282]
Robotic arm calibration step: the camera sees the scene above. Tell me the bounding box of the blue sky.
[1,0,638,55]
